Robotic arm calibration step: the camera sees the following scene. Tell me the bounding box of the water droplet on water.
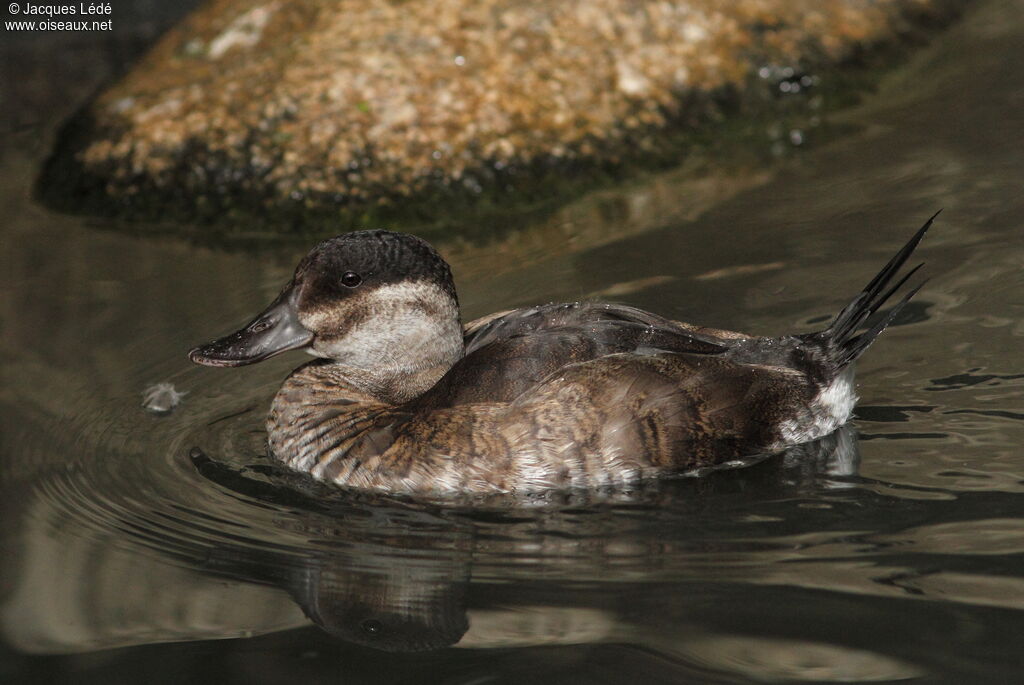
[141,383,186,415]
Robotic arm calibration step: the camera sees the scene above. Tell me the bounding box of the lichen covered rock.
[41,0,962,228]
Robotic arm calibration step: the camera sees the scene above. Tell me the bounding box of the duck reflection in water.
[189,424,859,652]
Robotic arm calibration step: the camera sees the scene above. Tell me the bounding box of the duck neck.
[309,287,464,405]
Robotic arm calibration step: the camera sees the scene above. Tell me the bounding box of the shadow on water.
[4,0,1024,682]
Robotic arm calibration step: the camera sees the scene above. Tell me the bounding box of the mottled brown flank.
[60,0,956,214]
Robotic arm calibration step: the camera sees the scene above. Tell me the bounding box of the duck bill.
[189,284,313,367]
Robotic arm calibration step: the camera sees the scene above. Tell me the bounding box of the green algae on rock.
[39,0,964,232]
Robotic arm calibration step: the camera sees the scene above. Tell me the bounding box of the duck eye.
[341,271,362,288]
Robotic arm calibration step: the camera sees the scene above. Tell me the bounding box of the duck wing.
[463,302,728,355]
[418,303,730,409]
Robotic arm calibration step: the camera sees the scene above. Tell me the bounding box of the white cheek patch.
[311,281,462,371]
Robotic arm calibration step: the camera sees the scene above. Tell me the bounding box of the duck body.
[191,216,934,496]
[268,304,842,494]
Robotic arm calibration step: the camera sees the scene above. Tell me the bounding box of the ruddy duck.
[190,214,935,495]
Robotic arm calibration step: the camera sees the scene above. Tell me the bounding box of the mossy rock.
[38,0,966,236]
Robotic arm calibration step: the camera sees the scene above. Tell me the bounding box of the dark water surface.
[3,1,1024,682]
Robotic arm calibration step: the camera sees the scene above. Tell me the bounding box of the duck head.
[189,230,463,401]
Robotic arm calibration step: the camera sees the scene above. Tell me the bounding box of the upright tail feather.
[822,211,937,368]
